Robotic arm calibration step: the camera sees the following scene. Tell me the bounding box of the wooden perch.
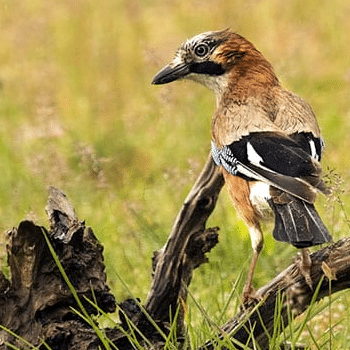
[201,237,350,349]
[144,153,224,321]
[0,156,349,350]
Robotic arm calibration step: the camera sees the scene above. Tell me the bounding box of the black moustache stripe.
[190,61,225,76]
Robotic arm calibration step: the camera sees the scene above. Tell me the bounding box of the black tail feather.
[268,197,332,248]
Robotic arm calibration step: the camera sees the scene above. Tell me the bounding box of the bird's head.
[152,29,278,98]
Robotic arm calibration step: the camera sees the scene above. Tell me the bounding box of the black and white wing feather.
[289,131,324,162]
[211,132,326,203]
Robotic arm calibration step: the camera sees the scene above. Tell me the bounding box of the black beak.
[152,63,190,85]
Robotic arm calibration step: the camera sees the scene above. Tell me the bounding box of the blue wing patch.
[211,141,239,175]
[211,141,221,167]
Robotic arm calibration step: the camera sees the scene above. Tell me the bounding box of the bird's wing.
[289,132,324,162]
[212,131,325,203]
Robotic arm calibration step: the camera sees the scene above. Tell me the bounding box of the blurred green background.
[1,0,350,346]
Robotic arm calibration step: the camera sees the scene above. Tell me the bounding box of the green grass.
[1,0,350,348]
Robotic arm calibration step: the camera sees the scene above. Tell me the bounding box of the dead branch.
[144,153,224,321]
[201,237,350,349]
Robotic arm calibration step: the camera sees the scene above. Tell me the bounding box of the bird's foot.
[296,249,313,290]
[242,283,260,307]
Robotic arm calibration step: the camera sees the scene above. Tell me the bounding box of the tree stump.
[0,187,116,350]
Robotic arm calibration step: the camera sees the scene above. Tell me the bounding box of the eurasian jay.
[152,29,332,303]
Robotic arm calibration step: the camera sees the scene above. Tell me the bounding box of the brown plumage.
[152,29,332,303]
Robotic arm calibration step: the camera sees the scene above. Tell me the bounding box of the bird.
[152,28,332,303]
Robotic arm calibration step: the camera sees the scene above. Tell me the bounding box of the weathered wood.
[0,187,116,350]
[144,154,224,322]
[109,155,225,348]
[201,237,350,349]
[0,158,350,350]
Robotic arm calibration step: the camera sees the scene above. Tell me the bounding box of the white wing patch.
[309,139,317,160]
[247,142,264,165]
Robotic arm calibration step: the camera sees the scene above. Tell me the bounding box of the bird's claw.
[242,284,261,307]
[296,249,313,290]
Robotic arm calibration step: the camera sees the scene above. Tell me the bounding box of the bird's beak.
[152,62,190,85]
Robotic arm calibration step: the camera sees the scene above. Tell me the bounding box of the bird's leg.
[298,248,313,290]
[242,249,260,302]
[221,174,265,303]
[242,226,264,304]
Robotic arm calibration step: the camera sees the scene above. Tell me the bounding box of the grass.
[1,0,350,348]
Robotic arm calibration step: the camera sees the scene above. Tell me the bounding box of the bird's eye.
[194,44,209,57]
